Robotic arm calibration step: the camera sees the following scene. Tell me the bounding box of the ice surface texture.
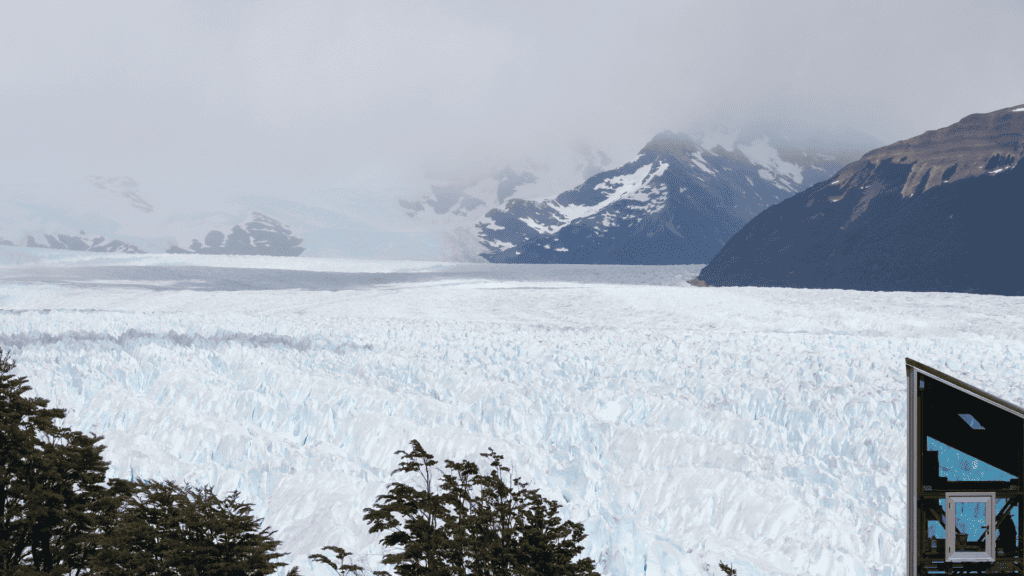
[2,248,1024,576]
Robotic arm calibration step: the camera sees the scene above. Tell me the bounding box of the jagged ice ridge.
[2,249,1024,576]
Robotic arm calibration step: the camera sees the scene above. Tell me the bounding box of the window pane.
[954,501,989,553]
[926,437,1017,482]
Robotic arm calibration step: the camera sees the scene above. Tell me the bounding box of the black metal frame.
[908,358,1024,575]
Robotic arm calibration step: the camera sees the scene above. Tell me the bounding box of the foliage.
[0,347,288,574]
[87,478,286,575]
[0,347,110,573]
[311,545,389,576]
[2,346,601,575]
[359,440,599,576]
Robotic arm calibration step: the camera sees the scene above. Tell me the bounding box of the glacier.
[2,245,1024,576]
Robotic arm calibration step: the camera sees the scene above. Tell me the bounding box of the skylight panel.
[959,413,985,430]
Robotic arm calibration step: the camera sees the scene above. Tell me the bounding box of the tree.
[447,448,597,576]
[0,347,110,574]
[1,347,289,574]
[87,479,287,575]
[311,545,389,576]
[363,440,454,576]
[311,546,364,574]
[359,441,599,576]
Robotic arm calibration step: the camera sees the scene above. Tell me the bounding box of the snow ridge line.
[0,328,374,354]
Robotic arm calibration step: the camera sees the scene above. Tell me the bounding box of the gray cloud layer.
[2,0,1021,206]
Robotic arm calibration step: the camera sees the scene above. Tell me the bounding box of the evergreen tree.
[88,479,287,575]
[359,441,599,576]
[311,545,389,575]
[451,449,596,576]
[0,347,110,573]
[1,347,289,574]
[363,440,454,576]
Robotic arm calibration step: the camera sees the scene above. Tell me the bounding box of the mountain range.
[0,150,609,262]
[474,131,873,264]
[0,122,882,266]
[695,104,1024,296]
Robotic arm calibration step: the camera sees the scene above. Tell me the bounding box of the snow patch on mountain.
[690,153,716,175]
[737,139,804,186]
[391,143,623,263]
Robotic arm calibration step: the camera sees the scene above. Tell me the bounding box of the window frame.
[945,491,996,562]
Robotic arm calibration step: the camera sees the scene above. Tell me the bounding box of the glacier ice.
[2,247,1024,575]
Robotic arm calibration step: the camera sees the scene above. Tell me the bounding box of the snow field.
[2,257,1024,576]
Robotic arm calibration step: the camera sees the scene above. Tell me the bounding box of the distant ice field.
[0,246,703,291]
[2,247,1024,576]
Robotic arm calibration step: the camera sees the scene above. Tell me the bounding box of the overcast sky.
[1,0,1021,206]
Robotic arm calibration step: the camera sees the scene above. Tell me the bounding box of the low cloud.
[0,0,1021,207]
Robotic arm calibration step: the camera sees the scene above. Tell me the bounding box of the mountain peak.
[640,133,703,159]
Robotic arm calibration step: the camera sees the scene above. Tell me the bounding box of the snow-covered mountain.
[0,124,878,265]
[166,211,305,256]
[2,249,1021,576]
[695,104,1024,295]
[475,132,873,264]
[399,168,538,218]
[0,164,590,263]
[0,178,314,257]
[394,145,620,262]
[0,176,164,253]
[0,177,305,257]
[399,146,615,220]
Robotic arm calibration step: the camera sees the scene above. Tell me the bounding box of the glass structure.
[908,358,1024,575]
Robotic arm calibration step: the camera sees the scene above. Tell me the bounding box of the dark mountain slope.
[696,104,1024,295]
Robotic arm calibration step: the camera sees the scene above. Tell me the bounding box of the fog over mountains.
[0,142,625,263]
[13,100,1021,298]
[3,4,1021,576]
[474,128,873,264]
[696,104,1024,296]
